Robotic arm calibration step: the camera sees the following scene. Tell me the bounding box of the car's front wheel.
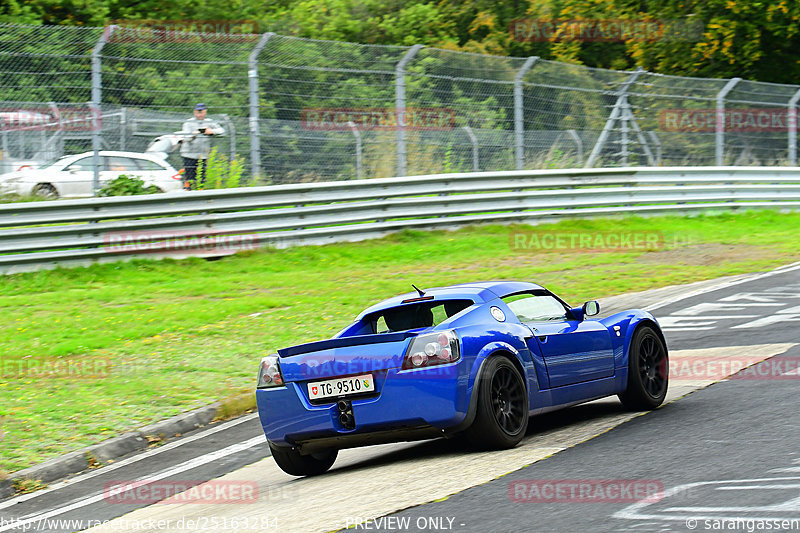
[464,356,529,449]
[32,183,58,199]
[268,441,337,477]
[618,325,668,410]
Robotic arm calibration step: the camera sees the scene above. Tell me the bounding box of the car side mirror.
[583,300,600,317]
[67,165,80,173]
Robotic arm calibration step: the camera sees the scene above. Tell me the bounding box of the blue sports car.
[256,281,668,476]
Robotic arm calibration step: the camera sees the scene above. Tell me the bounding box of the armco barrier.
[1,166,800,273]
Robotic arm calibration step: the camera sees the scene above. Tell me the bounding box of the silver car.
[0,150,184,198]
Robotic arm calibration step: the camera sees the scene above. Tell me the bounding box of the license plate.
[307,374,375,400]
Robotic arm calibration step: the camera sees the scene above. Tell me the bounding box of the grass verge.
[1,210,799,473]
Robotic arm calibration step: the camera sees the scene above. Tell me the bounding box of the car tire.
[618,325,668,410]
[464,356,529,450]
[32,183,58,199]
[268,441,337,477]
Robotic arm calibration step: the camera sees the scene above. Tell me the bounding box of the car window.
[503,293,567,322]
[66,157,97,172]
[134,158,167,171]
[106,157,139,172]
[369,299,474,333]
[43,156,71,169]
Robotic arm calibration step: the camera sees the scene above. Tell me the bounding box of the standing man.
[180,103,225,190]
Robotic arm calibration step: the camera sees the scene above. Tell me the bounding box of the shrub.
[98,175,161,196]
[203,148,249,189]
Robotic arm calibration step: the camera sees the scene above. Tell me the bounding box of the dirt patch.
[635,243,781,266]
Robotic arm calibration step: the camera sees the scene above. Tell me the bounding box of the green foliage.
[540,148,576,169]
[203,148,249,189]
[226,152,246,188]
[622,0,800,82]
[443,145,454,173]
[5,1,800,82]
[0,194,49,203]
[98,175,161,196]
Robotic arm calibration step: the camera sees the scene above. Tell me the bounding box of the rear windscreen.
[367,299,474,333]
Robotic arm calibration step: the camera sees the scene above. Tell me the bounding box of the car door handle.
[525,334,548,342]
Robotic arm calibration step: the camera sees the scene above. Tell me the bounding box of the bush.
[203,148,249,189]
[99,175,161,196]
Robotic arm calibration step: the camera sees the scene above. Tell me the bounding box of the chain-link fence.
[2,22,800,184]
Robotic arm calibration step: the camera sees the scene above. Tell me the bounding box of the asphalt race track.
[2,263,800,533]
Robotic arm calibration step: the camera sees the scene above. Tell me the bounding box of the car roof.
[53,150,164,162]
[72,151,164,160]
[356,280,546,317]
[48,151,174,170]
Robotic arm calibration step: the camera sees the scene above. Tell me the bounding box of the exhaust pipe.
[337,400,355,429]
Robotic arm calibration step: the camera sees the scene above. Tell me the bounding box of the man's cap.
[194,103,207,111]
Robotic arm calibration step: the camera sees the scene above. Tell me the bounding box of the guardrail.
[2,166,800,274]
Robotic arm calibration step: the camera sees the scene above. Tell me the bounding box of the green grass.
[0,194,50,203]
[1,210,799,473]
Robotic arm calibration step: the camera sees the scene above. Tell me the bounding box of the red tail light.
[402,330,460,370]
[256,355,285,388]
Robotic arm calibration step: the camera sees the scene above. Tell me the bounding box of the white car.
[0,151,185,198]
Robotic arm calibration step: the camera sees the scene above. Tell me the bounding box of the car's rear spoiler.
[277,331,419,357]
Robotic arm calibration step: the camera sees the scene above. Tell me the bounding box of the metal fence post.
[585,67,644,168]
[620,101,631,165]
[395,44,424,177]
[514,56,539,170]
[715,77,741,166]
[48,101,62,133]
[120,107,127,151]
[91,25,115,196]
[221,114,235,160]
[566,129,583,166]
[463,126,479,171]
[647,131,663,166]
[0,125,8,171]
[248,32,274,181]
[788,88,800,165]
[622,104,656,166]
[347,121,362,179]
